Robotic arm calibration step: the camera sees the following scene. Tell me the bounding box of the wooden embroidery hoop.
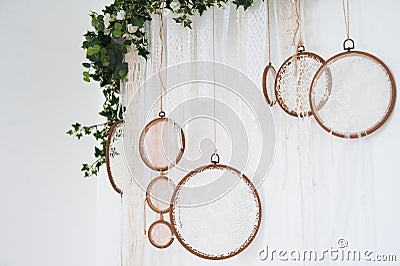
[309,0,396,138]
[169,162,262,260]
[139,115,185,172]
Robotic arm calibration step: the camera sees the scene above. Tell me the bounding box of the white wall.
[0,0,108,265]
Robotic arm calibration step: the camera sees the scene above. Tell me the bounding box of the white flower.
[117,10,126,20]
[104,13,111,29]
[128,24,138,33]
[170,1,179,10]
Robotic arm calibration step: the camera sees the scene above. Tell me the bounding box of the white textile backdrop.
[97,1,400,266]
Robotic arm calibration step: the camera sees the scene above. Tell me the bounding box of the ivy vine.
[68,0,254,177]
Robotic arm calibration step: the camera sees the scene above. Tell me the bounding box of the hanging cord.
[213,7,217,153]
[293,0,304,49]
[293,0,306,246]
[158,9,167,116]
[341,0,354,50]
[297,119,305,244]
[282,117,290,190]
[266,0,272,64]
[211,6,219,164]
[342,0,350,39]
[293,0,305,113]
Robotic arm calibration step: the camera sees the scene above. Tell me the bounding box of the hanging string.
[294,0,304,112]
[341,0,350,39]
[212,7,218,154]
[266,0,272,64]
[293,0,303,47]
[294,0,305,246]
[297,119,305,244]
[158,10,166,114]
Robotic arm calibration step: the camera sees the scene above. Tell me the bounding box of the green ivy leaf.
[87,47,94,56]
[94,146,102,158]
[233,0,253,10]
[102,56,110,66]
[112,30,123,38]
[92,45,101,53]
[91,14,105,31]
[114,22,123,30]
[123,40,132,46]
[72,122,81,131]
[132,17,145,27]
[82,62,91,68]
[81,164,89,171]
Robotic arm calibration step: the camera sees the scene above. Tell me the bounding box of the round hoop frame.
[310,50,396,139]
[275,51,327,117]
[146,175,175,214]
[262,64,277,106]
[148,219,174,249]
[105,120,124,195]
[170,164,262,260]
[139,117,185,172]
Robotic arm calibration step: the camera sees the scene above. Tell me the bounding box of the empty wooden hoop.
[262,64,277,106]
[139,117,185,172]
[148,219,174,249]
[146,175,175,214]
[105,120,124,195]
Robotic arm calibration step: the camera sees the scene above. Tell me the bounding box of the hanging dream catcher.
[310,0,396,138]
[169,8,262,260]
[262,0,277,106]
[170,163,262,260]
[275,0,331,117]
[140,11,185,249]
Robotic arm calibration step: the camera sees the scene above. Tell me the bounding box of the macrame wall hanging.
[310,0,396,138]
[139,11,185,249]
[106,80,146,265]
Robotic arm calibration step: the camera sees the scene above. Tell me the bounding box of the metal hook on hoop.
[211,152,220,165]
[343,38,355,51]
[297,45,306,54]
